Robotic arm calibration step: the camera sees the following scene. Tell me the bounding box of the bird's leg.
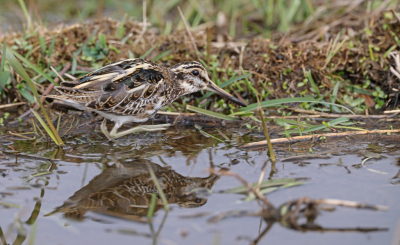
[109,123,171,139]
[100,118,117,142]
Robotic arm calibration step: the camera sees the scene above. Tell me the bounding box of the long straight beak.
[207,81,247,107]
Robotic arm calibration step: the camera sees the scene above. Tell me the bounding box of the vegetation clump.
[1,1,399,117]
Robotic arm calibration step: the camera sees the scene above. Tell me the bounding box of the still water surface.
[0,125,399,245]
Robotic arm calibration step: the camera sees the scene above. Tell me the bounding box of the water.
[0,118,399,245]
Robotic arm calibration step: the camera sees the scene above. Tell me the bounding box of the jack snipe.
[47,59,245,140]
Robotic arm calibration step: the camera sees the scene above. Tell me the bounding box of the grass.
[139,44,158,59]
[3,47,63,146]
[115,13,127,39]
[324,34,349,68]
[257,96,276,162]
[18,0,32,32]
[280,117,351,135]
[4,47,58,85]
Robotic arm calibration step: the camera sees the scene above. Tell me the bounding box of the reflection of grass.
[146,163,170,212]
[147,193,157,220]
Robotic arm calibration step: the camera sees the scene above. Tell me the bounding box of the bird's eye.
[192,70,199,76]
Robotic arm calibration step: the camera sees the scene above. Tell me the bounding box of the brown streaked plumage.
[47,59,246,140]
[45,159,220,220]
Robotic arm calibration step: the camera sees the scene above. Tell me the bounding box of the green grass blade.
[305,70,320,97]
[384,45,396,58]
[199,74,251,101]
[281,117,350,135]
[5,48,63,145]
[30,109,57,143]
[330,81,341,112]
[3,46,58,85]
[72,56,77,75]
[152,50,171,62]
[48,35,56,57]
[196,128,225,142]
[286,0,301,24]
[47,35,56,68]
[274,118,315,128]
[140,44,158,59]
[6,49,40,102]
[115,13,127,39]
[325,35,348,67]
[0,39,6,78]
[237,97,355,114]
[187,105,240,121]
[18,0,32,31]
[147,193,157,220]
[39,36,46,56]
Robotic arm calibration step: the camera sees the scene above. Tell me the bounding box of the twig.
[289,108,393,118]
[63,73,77,81]
[134,1,147,46]
[50,66,66,84]
[268,115,321,119]
[239,45,245,70]
[8,131,35,140]
[178,6,199,58]
[211,41,247,49]
[242,129,400,148]
[384,110,400,114]
[157,111,196,116]
[0,102,26,109]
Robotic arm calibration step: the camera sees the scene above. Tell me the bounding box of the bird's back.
[48,59,174,122]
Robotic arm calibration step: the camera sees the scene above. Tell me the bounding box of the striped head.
[170,61,246,107]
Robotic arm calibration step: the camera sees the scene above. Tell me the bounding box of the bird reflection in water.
[48,158,219,220]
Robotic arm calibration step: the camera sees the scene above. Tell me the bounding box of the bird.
[47,59,246,140]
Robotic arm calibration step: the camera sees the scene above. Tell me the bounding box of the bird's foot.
[101,119,171,141]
